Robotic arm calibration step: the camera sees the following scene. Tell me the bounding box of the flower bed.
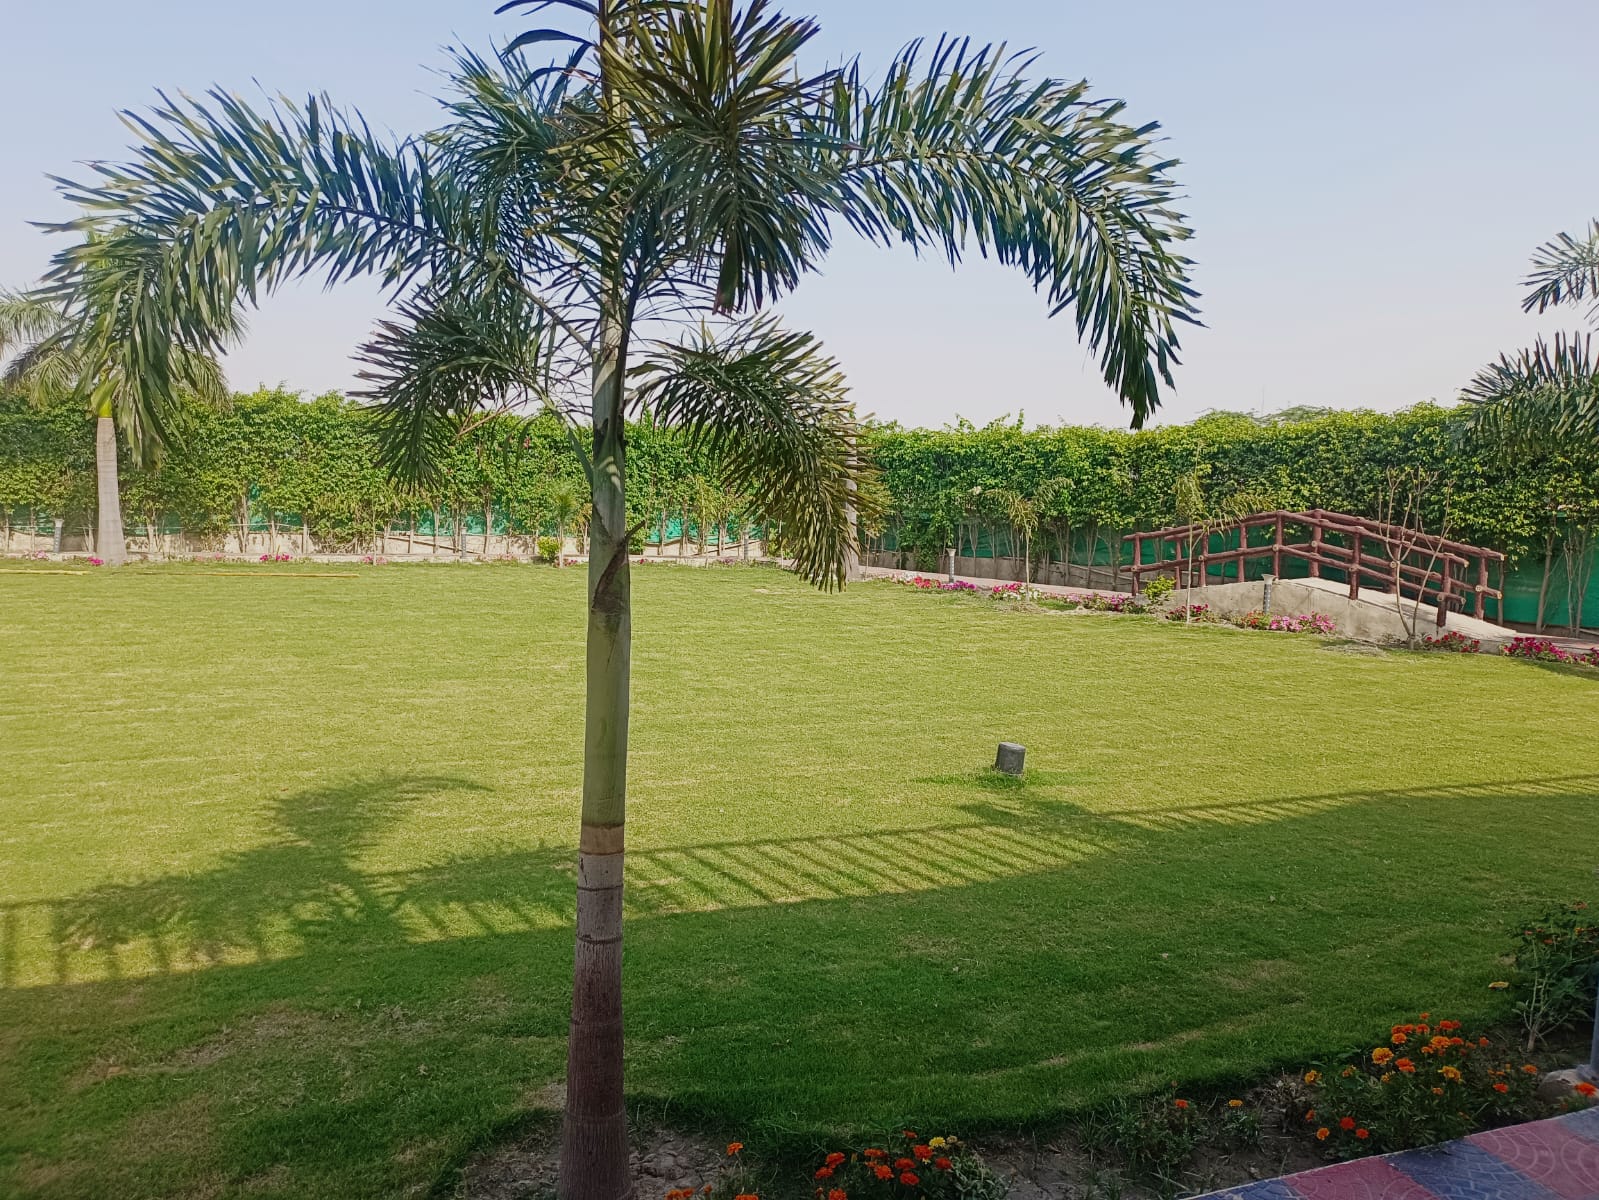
[1423,630,1481,653]
[1238,610,1336,635]
[1293,1014,1573,1158]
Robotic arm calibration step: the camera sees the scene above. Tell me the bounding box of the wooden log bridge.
[1124,508,1505,627]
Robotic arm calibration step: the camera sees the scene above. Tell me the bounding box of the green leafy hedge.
[3,392,1596,626]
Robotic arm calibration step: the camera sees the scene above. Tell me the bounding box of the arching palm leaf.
[1462,333,1599,450]
[1523,221,1599,324]
[633,316,867,586]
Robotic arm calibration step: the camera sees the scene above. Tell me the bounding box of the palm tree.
[546,478,581,566]
[40,5,1198,1194]
[1465,221,1599,449]
[2,288,226,564]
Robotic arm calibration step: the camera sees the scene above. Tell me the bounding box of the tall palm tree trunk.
[562,311,633,1200]
[94,412,127,565]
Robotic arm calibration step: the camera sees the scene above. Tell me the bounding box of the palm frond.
[354,280,561,485]
[1461,333,1599,451]
[633,315,869,588]
[0,290,68,361]
[1523,221,1599,324]
[815,36,1200,426]
[613,0,835,310]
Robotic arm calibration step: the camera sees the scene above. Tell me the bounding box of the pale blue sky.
[3,1,1597,429]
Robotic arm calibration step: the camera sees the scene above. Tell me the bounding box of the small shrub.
[1165,603,1210,622]
[1078,1095,1205,1185]
[86,556,104,566]
[1422,631,1480,653]
[1143,575,1175,603]
[1502,636,1571,663]
[1578,647,1599,667]
[1296,1014,1546,1157]
[1508,901,1599,1050]
[537,536,561,564]
[259,552,292,563]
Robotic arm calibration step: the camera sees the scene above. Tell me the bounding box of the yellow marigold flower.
[1488,981,1509,990]
[1380,1073,1394,1083]
[1372,1048,1394,1065]
[1439,1066,1462,1083]
[1304,1070,1321,1084]
[928,1137,946,1149]
[1228,1099,1244,1108]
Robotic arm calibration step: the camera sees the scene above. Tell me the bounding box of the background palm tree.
[39,3,1199,1194]
[1,287,226,564]
[1465,220,1599,449]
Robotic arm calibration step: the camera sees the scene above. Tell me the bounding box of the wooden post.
[1474,555,1488,619]
[1273,515,1284,579]
[1437,559,1451,628]
[1348,531,1360,601]
[1130,532,1142,596]
[1309,522,1323,578]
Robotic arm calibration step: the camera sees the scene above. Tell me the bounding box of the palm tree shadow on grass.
[42,774,578,982]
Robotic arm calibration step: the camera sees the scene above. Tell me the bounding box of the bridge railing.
[1125,509,1505,626]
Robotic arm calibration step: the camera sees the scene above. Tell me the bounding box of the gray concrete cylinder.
[995,742,1025,776]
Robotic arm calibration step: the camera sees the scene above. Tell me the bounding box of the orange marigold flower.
[1304,1109,1317,1121]
[894,1158,914,1171]
[1438,1020,1460,1032]
[1372,1048,1394,1065]
[665,1190,693,1200]
[1479,1037,1492,1047]
[1304,1070,1321,1084]
[1356,1128,1370,1140]
[1522,1065,1539,1075]
[1228,1099,1244,1108]
[902,1130,917,1139]
[1493,1083,1509,1093]
[1316,1127,1330,1141]
[873,1164,893,1181]
[1575,1082,1597,1097]
[1419,1012,1431,1020]
[1439,1066,1462,1083]
[1380,1073,1393,1083]
[1391,1032,1408,1045]
[828,1191,847,1200]
[1432,1087,1445,1096]
[814,1167,834,1180]
[1174,1099,1189,1110]
[825,1153,846,1167]
[727,1142,744,1156]
[912,1145,933,1160]
[734,1194,758,1200]
[899,1173,919,1187]
[1397,1059,1416,1074]
[1341,1066,1357,1078]
[934,1158,953,1171]
[1339,1117,1356,1131]
[863,1149,886,1160]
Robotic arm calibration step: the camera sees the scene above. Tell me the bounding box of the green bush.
[1509,901,1599,1050]
[537,536,561,564]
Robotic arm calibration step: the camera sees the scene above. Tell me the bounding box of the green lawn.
[1,562,1595,1199]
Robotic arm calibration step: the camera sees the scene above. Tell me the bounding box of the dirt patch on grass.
[462,1121,726,1200]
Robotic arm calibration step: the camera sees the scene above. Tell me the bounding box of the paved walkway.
[1199,1105,1599,1199]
